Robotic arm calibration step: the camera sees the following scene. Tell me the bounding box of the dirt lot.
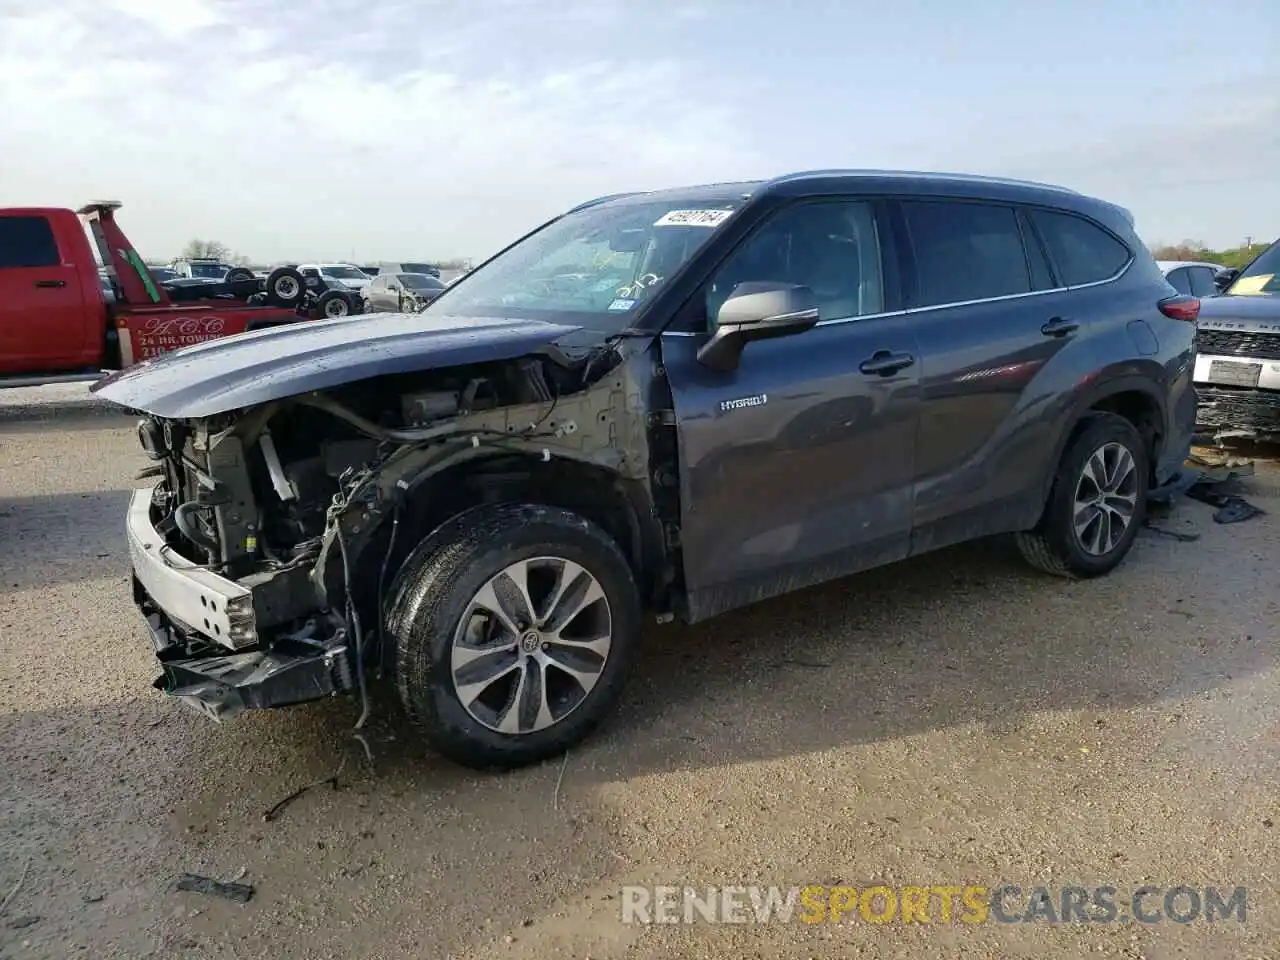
[1,384,1277,960]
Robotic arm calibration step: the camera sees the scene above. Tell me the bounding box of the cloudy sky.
[1,0,1275,263]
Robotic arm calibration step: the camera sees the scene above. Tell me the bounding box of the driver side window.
[705,200,884,327]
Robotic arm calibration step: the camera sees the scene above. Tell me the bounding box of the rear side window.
[1188,267,1218,297]
[1029,209,1130,286]
[0,216,60,268]
[1165,268,1192,295]
[902,201,1030,307]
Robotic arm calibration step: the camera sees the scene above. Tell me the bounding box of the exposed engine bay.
[130,342,665,720]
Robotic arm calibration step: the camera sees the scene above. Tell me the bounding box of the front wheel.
[385,503,641,769]
[316,290,351,318]
[1015,411,1149,578]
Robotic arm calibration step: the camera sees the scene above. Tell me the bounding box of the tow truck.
[0,201,316,388]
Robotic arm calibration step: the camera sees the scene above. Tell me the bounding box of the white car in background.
[297,262,373,292]
[1158,260,1227,298]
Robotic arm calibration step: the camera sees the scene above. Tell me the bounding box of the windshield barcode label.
[654,209,734,228]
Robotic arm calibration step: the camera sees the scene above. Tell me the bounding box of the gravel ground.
[0,384,1277,960]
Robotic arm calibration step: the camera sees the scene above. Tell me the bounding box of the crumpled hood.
[91,312,582,419]
[1197,293,1280,333]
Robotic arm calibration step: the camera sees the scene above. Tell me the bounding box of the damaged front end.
[119,337,656,721]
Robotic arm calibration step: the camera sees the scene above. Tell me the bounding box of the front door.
[0,213,89,373]
[659,198,923,622]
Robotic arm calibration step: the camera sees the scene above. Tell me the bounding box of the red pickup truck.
[0,202,314,387]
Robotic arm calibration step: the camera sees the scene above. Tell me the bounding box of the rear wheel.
[385,503,641,769]
[1015,412,1149,578]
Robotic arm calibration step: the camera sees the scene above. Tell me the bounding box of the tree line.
[1146,240,1272,270]
[176,239,471,271]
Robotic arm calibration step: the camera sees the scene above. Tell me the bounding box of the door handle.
[34,279,66,288]
[1041,316,1078,337]
[859,350,915,376]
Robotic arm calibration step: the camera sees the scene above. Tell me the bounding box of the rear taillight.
[1158,295,1200,322]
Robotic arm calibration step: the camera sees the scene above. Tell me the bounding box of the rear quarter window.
[1188,267,1219,298]
[0,216,60,268]
[1165,268,1192,295]
[1029,209,1131,287]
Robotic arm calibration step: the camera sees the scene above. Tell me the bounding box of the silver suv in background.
[1158,260,1226,298]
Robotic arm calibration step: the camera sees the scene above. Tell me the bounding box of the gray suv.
[94,170,1198,769]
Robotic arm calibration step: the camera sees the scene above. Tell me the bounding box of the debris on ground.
[1142,522,1201,542]
[6,915,40,930]
[1189,451,1257,472]
[1184,462,1266,524]
[1153,458,1267,525]
[0,857,30,915]
[174,873,255,903]
[263,758,347,823]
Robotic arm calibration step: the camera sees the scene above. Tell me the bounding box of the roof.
[578,169,1121,221]
[1157,260,1227,272]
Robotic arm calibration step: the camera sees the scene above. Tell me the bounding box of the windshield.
[402,273,445,290]
[189,262,229,278]
[402,262,437,274]
[324,265,368,280]
[1227,242,1280,296]
[426,196,745,328]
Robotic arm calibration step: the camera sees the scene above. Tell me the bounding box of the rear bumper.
[128,487,354,720]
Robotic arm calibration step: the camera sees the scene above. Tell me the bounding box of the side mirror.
[1214,268,1239,292]
[696,282,820,372]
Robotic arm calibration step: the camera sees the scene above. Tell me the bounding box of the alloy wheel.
[450,556,613,735]
[1072,441,1139,556]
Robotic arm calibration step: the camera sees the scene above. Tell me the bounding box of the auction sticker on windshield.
[655,209,735,228]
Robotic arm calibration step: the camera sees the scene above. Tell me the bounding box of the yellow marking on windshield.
[1231,274,1275,296]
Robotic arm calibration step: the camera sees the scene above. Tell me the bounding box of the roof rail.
[763,169,1081,195]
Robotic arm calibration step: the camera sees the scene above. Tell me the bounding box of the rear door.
[659,197,923,621]
[366,275,393,311]
[896,198,1084,552]
[0,213,92,373]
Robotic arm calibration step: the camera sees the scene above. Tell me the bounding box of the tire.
[316,290,351,318]
[265,267,305,306]
[1015,411,1149,578]
[385,503,641,770]
[224,268,260,301]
